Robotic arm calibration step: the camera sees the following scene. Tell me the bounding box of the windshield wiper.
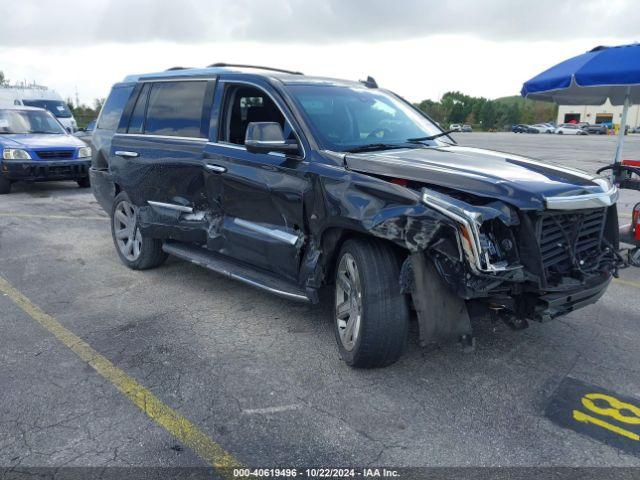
[406,130,456,142]
[345,143,414,153]
[30,131,61,134]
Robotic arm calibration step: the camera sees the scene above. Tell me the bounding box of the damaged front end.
[394,187,623,346]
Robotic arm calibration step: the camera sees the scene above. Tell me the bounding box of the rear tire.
[77,177,90,188]
[111,192,167,270]
[0,176,11,194]
[333,238,409,368]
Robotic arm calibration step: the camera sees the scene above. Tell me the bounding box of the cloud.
[0,0,637,46]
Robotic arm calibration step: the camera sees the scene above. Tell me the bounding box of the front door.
[110,79,215,243]
[203,80,309,280]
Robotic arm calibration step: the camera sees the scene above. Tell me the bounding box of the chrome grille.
[536,208,607,273]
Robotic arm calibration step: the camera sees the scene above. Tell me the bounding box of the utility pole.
[75,86,80,108]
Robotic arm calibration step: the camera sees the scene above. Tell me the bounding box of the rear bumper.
[89,167,115,213]
[1,160,90,181]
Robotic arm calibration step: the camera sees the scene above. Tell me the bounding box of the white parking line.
[242,404,302,415]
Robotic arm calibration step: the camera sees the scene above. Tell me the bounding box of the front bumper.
[535,274,612,321]
[1,160,91,181]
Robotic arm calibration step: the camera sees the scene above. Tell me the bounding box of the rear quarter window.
[144,81,208,138]
[97,84,135,131]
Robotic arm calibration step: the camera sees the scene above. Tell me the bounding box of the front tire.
[0,176,11,194]
[334,238,409,368]
[111,192,167,270]
[77,177,90,188]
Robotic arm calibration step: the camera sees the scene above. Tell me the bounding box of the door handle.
[204,164,226,174]
[115,150,139,158]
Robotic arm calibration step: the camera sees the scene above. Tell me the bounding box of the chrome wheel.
[335,252,363,351]
[113,200,142,262]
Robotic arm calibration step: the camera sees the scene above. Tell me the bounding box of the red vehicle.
[605,160,640,265]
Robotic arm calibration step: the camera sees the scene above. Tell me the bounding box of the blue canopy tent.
[521,43,640,171]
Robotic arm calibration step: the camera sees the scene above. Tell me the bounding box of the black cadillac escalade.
[90,64,622,368]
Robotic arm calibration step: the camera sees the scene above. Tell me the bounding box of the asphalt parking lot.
[2,132,640,471]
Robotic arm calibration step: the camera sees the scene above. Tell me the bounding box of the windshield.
[287,85,446,152]
[0,109,66,134]
[21,99,72,118]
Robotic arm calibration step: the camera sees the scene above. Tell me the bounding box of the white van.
[0,85,77,132]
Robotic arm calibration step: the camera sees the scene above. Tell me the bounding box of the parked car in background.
[461,124,472,132]
[511,124,537,133]
[0,107,91,194]
[0,86,79,132]
[90,64,622,368]
[555,124,588,135]
[449,123,462,132]
[530,123,554,134]
[581,123,608,135]
[73,119,96,145]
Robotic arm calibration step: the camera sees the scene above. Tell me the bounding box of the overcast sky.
[0,0,637,105]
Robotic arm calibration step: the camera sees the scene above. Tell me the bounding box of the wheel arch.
[319,226,409,285]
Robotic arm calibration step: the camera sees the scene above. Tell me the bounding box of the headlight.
[2,148,32,160]
[422,189,521,273]
[78,146,92,158]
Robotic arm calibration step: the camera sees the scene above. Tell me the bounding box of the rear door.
[110,79,215,242]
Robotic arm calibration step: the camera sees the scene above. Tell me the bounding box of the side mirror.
[245,122,300,155]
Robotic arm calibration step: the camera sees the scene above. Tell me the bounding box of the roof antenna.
[360,76,378,88]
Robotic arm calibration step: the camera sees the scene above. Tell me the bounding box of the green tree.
[479,101,497,129]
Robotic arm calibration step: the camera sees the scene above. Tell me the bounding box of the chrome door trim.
[147,201,194,213]
[114,133,208,143]
[233,218,300,246]
[206,141,287,159]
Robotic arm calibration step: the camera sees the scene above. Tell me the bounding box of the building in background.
[557,99,640,127]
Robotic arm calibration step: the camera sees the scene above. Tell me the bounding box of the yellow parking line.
[614,278,640,290]
[0,213,108,221]
[0,276,242,474]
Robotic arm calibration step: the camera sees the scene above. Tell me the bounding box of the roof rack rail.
[207,63,303,75]
[165,66,191,71]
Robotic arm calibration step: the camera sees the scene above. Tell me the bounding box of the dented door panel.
[203,143,309,280]
[110,134,209,243]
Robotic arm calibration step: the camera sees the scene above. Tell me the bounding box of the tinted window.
[97,84,134,130]
[22,100,72,118]
[127,84,150,134]
[145,81,207,138]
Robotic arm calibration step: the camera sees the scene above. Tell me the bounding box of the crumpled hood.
[345,145,610,210]
[0,133,84,149]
